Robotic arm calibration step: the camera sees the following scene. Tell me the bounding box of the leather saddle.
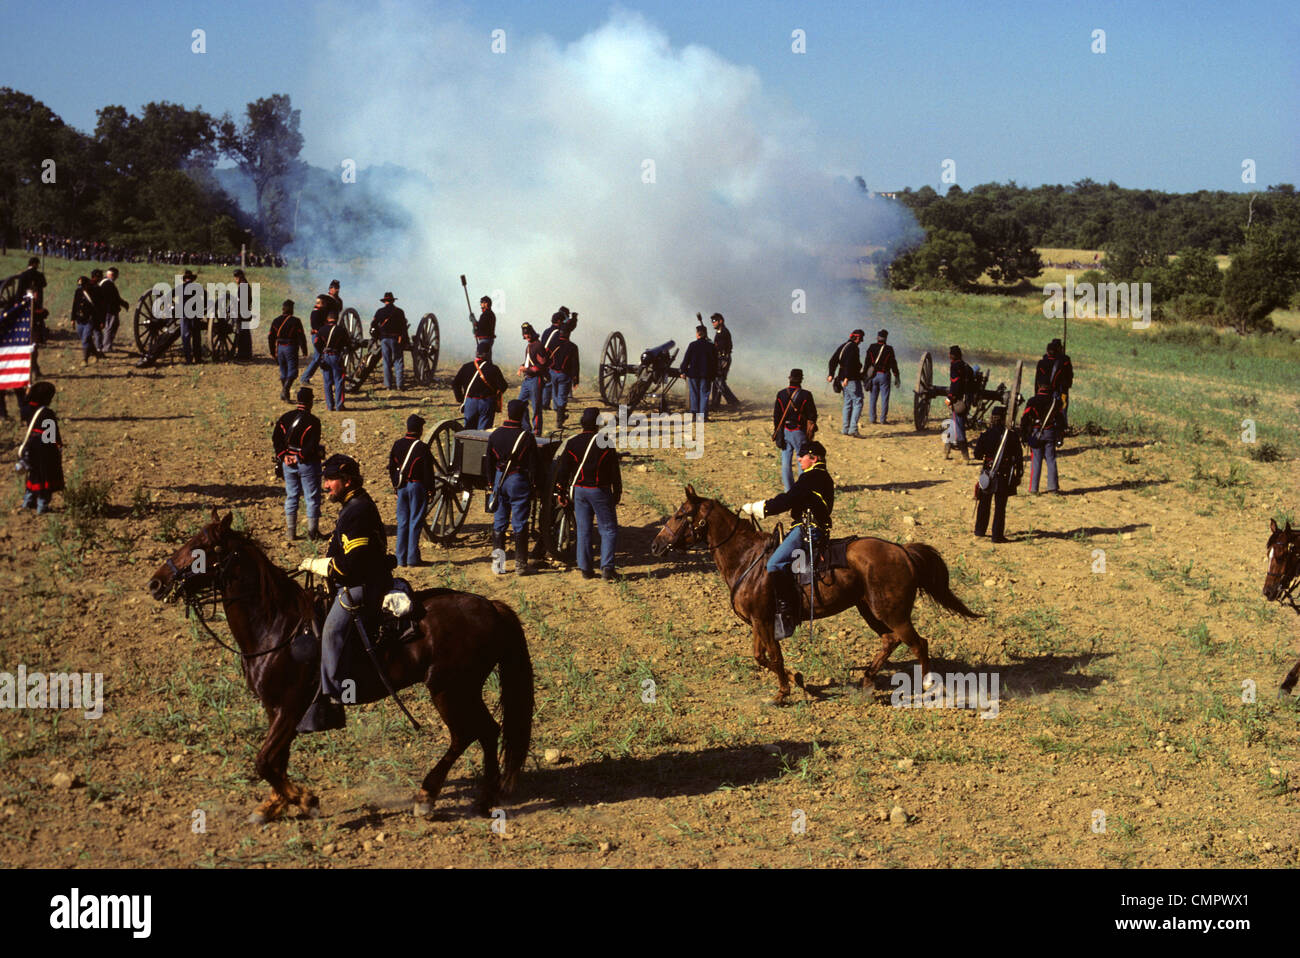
[795,536,853,587]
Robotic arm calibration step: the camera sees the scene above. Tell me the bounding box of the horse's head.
[1263,518,1300,602]
[652,485,721,556]
[147,508,233,602]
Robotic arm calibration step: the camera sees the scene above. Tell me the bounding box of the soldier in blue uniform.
[315,303,351,411]
[946,345,976,460]
[453,341,509,430]
[742,440,834,639]
[472,295,497,357]
[556,407,622,580]
[267,299,308,402]
[296,454,391,732]
[516,323,551,434]
[1019,386,1062,494]
[489,400,538,575]
[371,292,410,390]
[709,313,739,409]
[272,387,324,542]
[546,327,579,430]
[1035,338,1073,446]
[827,329,865,436]
[388,414,434,567]
[680,324,717,422]
[772,369,817,492]
[864,329,901,425]
[972,406,1023,543]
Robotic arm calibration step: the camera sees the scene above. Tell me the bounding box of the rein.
[671,504,772,621]
[176,539,315,660]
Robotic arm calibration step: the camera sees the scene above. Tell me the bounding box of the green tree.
[1220,227,1300,333]
[219,94,305,250]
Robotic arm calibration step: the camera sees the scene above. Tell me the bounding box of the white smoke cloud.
[294,3,916,381]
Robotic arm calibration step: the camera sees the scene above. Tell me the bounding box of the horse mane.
[224,527,314,625]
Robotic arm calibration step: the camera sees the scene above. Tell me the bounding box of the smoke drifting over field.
[292,5,916,372]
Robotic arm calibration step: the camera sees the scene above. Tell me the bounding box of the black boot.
[281,380,291,402]
[296,694,346,733]
[555,409,566,431]
[515,532,532,576]
[772,570,799,640]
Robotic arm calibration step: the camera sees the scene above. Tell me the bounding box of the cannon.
[597,331,682,411]
[341,309,440,391]
[132,286,241,366]
[912,351,1024,432]
[420,418,575,562]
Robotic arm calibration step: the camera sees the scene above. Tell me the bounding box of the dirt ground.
[0,327,1297,869]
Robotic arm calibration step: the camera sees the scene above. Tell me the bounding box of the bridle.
[1265,531,1300,609]
[162,527,312,659]
[660,500,772,619]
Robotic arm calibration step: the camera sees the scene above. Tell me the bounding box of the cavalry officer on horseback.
[741,439,834,639]
[297,454,391,732]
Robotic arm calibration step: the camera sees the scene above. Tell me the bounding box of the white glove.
[298,557,331,576]
[741,500,766,520]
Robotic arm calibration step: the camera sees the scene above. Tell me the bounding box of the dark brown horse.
[651,486,980,703]
[147,510,534,822]
[1263,518,1300,696]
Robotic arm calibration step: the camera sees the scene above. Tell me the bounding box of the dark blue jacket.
[681,338,717,379]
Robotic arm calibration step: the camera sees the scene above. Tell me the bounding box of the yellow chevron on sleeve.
[341,535,369,554]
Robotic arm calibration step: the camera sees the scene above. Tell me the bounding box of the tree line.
[869,178,1300,332]
[0,88,305,258]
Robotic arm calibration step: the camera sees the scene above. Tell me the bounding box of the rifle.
[978,425,1012,493]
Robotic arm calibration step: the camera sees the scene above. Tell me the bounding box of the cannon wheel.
[410,312,440,385]
[209,317,235,363]
[599,331,627,406]
[340,308,365,386]
[133,291,171,358]
[1008,360,1025,423]
[0,274,20,311]
[912,351,933,431]
[540,457,576,563]
[423,418,472,543]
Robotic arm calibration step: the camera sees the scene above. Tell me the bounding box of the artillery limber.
[597,332,682,411]
[912,351,1024,432]
[420,418,575,562]
[340,309,440,392]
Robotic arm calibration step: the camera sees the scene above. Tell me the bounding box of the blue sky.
[2,0,1296,192]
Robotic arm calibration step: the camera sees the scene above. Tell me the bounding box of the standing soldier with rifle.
[864,329,901,425]
[971,406,1023,543]
[489,400,538,575]
[295,454,391,732]
[371,292,410,391]
[1035,338,1073,447]
[452,341,508,429]
[1019,386,1063,494]
[709,312,739,410]
[268,299,308,402]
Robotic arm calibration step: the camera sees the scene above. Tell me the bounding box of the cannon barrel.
[639,340,676,367]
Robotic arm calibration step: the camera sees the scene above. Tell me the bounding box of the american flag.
[0,297,34,391]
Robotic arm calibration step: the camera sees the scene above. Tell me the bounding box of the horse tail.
[903,542,982,619]
[492,601,534,795]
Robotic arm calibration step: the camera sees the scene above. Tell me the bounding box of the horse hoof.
[413,802,432,818]
[304,804,321,819]
[793,672,805,689]
[248,812,267,825]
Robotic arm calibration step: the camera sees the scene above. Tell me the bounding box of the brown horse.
[147,510,534,822]
[1263,518,1300,696]
[651,486,980,703]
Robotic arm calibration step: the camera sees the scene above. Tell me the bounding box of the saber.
[803,515,815,642]
[339,589,421,731]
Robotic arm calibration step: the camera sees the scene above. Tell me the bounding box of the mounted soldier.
[296,454,391,732]
[741,439,834,639]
